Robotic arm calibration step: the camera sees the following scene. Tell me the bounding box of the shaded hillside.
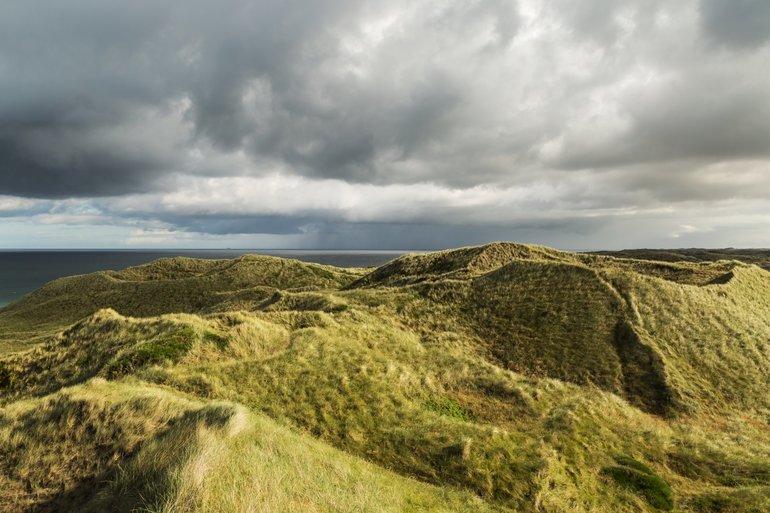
[1,243,769,512]
[592,248,770,271]
[350,243,769,415]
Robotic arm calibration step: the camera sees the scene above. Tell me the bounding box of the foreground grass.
[1,242,769,512]
[1,379,490,513]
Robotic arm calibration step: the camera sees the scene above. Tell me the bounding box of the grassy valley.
[1,243,769,512]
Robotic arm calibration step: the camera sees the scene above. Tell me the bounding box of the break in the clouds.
[0,0,768,249]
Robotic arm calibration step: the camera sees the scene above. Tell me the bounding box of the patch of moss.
[105,327,196,377]
[424,397,472,422]
[603,456,674,511]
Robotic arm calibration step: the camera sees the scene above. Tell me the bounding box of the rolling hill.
[1,243,769,512]
[591,248,770,271]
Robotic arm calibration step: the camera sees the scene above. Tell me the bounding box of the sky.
[1,0,769,250]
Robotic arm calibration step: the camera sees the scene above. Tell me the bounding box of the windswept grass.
[1,379,490,513]
[1,242,769,512]
[0,255,364,353]
[592,248,770,271]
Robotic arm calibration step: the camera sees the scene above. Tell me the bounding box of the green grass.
[424,397,473,422]
[603,456,674,510]
[1,242,769,512]
[1,380,490,513]
[103,326,196,377]
[0,254,365,354]
[591,248,770,271]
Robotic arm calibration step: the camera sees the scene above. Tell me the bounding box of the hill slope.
[0,255,364,353]
[1,243,769,512]
[591,248,770,271]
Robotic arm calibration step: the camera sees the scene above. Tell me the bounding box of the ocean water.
[0,250,408,307]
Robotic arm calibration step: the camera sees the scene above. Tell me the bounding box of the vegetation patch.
[603,456,674,511]
[424,397,473,422]
[684,487,770,513]
[104,327,196,377]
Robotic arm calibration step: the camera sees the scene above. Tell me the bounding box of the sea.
[0,250,409,308]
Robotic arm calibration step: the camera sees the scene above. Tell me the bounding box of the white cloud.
[0,196,40,213]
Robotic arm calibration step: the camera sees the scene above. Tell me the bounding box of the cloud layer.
[0,0,768,248]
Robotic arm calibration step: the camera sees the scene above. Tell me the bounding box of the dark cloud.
[1,0,518,196]
[553,67,770,170]
[266,218,602,251]
[0,0,185,197]
[153,214,310,236]
[0,0,768,247]
[0,128,172,198]
[700,0,770,48]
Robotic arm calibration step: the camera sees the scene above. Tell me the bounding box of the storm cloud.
[0,0,768,248]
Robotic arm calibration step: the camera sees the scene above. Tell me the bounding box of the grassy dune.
[1,380,487,513]
[1,242,769,512]
[0,255,365,352]
[592,248,770,271]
